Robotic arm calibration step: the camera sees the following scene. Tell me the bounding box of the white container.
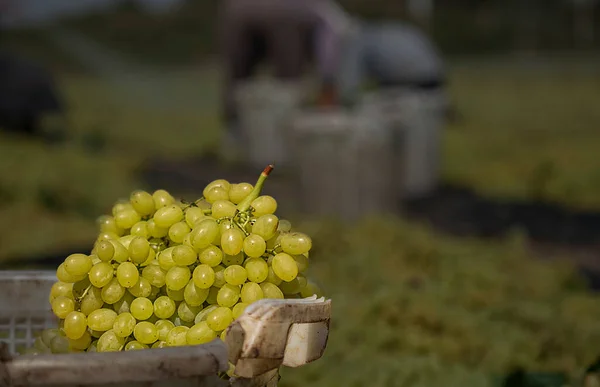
[0,271,331,387]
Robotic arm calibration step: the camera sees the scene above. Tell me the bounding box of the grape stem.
[236,165,274,213]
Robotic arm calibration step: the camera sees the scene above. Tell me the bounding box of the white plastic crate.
[0,270,331,387]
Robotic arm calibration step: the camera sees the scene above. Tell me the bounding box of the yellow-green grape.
[240,282,264,304]
[300,281,323,298]
[178,301,202,323]
[279,277,303,295]
[187,321,217,345]
[172,245,197,266]
[142,265,167,288]
[184,280,209,306]
[277,219,292,232]
[224,265,247,286]
[56,263,85,283]
[205,287,219,305]
[195,305,219,324]
[112,200,133,216]
[265,267,282,286]
[140,249,156,267]
[101,278,126,304]
[130,221,149,239]
[97,231,120,242]
[182,233,194,249]
[166,266,191,291]
[293,254,309,273]
[130,297,154,320]
[87,308,118,332]
[192,264,215,289]
[49,282,73,302]
[204,187,229,203]
[113,312,136,337]
[130,190,156,216]
[90,329,104,339]
[50,335,71,354]
[88,262,114,288]
[213,265,226,288]
[97,215,123,236]
[169,222,191,244]
[222,253,244,267]
[211,200,237,219]
[147,219,169,238]
[195,198,212,210]
[64,254,93,277]
[155,319,175,341]
[272,253,299,282]
[220,329,227,342]
[232,303,249,319]
[154,296,176,319]
[125,341,148,351]
[118,235,137,250]
[260,282,284,299]
[280,232,312,255]
[69,331,92,351]
[128,237,150,264]
[41,328,61,348]
[217,284,240,308]
[97,330,126,352]
[157,247,176,271]
[221,228,244,256]
[250,195,277,217]
[191,219,220,250]
[244,258,269,283]
[114,208,141,230]
[243,234,266,258]
[152,340,168,349]
[152,189,175,209]
[228,183,253,204]
[113,292,136,314]
[134,322,159,345]
[80,287,104,316]
[128,277,152,298]
[51,296,75,319]
[185,207,206,228]
[63,311,87,340]
[96,240,115,262]
[167,287,185,302]
[204,179,231,194]
[199,245,223,267]
[150,285,161,299]
[116,262,139,288]
[251,214,279,240]
[166,326,189,346]
[153,204,184,229]
[109,240,129,263]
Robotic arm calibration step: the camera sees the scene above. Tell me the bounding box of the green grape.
[113,312,136,337]
[213,265,226,288]
[140,249,156,267]
[97,231,120,242]
[244,258,269,283]
[87,308,118,332]
[166,266,191,291]
[80,286,104,315]
[97,215,124,236]
[155,319,175,341]
[90,329,104,339]
[172,245,197,266]
[265,266,282,286]
[153,204,184,229]
[241,282,264,304]
[56,263,85,284]
[187,321,217,345]
[224,265,247,286]
[152,340,168,349]
[191,219,220,250]
[221,228,244,256]
[169,222,191,244]
[206,287,220,305]
[185,207,207,228]
[130,190,156,216]
[206,307,234,332]
[229,183,253,204]
[41,328,61,348]
[128,237,150,264]
[211,200,237,219]
[222,252,244,267]
[217,284,240,308]
[157,247,176,271]
[251,215,279,240]
[147,219,169,238]
[152,189,175,209]
[88,262,114,288]
[199,245,223,267]
[204,179,231,195]
[300,281,323,298]
[195,305,219,323]
[64,254,93,277]
[142,265,167,288]
[192,264,215,289]
[293,254,309,273]
[166,326,189,346]
[260,282,284,299]
[101,278,126,304]
[63,311,87,340]
[204,187,229,203]
[130,297,154,320]
[250,195,277,217]
[219,221,234,234]
[184,280,209,306]
[51,296,75,319]
[134,321,159,345]
[243,234,266,258]
[280,232,312,255]
[279,277,302,295]
[109,240,129,263]
[112,201,133,216]
[128,277,152,298]
[171,316,194,328]
[232,303,249,319]
[125,341,148,351]
[277,219,292,233]
[49,281,73,302]
[96,240,115,262]
[182,233,194,250]
[113,292,136,314]
[272,253,298,282]
[50,335,70,354]
[149,285,161,299]
[69,331,92,351]
[153,296,176,319]
[166,287,185,302]
[130,221,149,239]
[178,301,202,323]
[97,330,126,352]
[114,208,141,230]
[118,235,136,250]
[116,262,139,288]
[220,329,227,342]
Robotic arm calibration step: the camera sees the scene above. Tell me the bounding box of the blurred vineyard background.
[2,0,600,385]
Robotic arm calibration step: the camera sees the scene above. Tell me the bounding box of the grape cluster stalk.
[26,165,321,377]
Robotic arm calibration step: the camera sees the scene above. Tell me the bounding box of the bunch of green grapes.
[28,165,322,355]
